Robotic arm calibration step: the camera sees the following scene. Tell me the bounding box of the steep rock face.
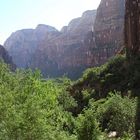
[94,0,125,56]
[0,45,15,69]
[33,0,125,78]
[4,25,60,68]
[29,10,97,78]
[125,0,140,57]
[4,10,97,78]
[4,0,125,78]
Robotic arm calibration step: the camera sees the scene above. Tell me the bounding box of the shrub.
[76,110,103,140]
[0,62,76,140]
[88,92,137,137]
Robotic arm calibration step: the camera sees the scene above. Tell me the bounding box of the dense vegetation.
[0,55,139,139]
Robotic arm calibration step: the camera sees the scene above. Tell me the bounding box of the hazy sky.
[0,0,101,44]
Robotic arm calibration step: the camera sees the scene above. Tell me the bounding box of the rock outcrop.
[4,0,125,79]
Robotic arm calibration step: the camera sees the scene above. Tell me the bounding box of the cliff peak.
[36,24,58,32]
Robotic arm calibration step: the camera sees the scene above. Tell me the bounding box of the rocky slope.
[4,0,125,78]
[0,45,15,69]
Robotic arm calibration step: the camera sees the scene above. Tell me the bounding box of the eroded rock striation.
[29,10,97,78]
[4,10,97,78]
[94,0,125,58]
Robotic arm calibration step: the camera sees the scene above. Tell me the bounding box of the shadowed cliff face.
[0,45,15,69]
[4,0,125,78]
[125,0,140,57]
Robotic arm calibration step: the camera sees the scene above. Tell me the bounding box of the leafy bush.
[69,55,127,114]
[0,61,76,140]
[75,110,103,140]
[88,92,137,136]
[0,59,138,140]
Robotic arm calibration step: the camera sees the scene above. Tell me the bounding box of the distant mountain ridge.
[4,0,125,79]
[4,25,60,68]
[4,10,97,78]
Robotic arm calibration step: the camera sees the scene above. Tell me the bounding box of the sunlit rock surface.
[94,0,125,58]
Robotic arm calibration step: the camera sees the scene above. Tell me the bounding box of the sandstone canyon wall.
[4,0,125,79]
[94,0,125,59]
[28,10,97,78]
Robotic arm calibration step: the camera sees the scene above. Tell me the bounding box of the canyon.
[4,0,125,79]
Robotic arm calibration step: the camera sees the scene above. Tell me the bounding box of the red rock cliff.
[94,0,125,53]
[4,0,125,78]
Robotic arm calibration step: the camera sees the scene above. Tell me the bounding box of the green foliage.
[0,58,138,140]
[82,55,125,82]
[88,92,137,137]
[75,110,103,140]
[58,91,77,111]
[0,61,76,140]
[72,92,136,140]
[69,55,127,115]
[55,77,78,111]
[73,93,136,140]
